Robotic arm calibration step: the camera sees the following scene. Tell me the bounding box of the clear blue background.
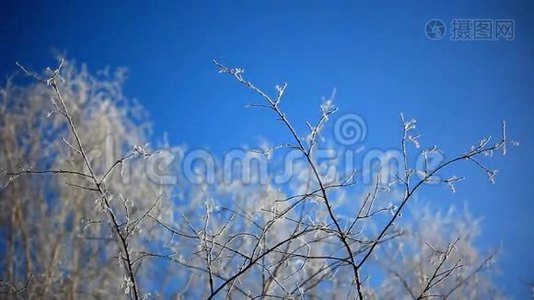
[1,1,532,298]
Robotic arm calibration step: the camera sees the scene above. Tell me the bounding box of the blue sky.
[1,1,533,298]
